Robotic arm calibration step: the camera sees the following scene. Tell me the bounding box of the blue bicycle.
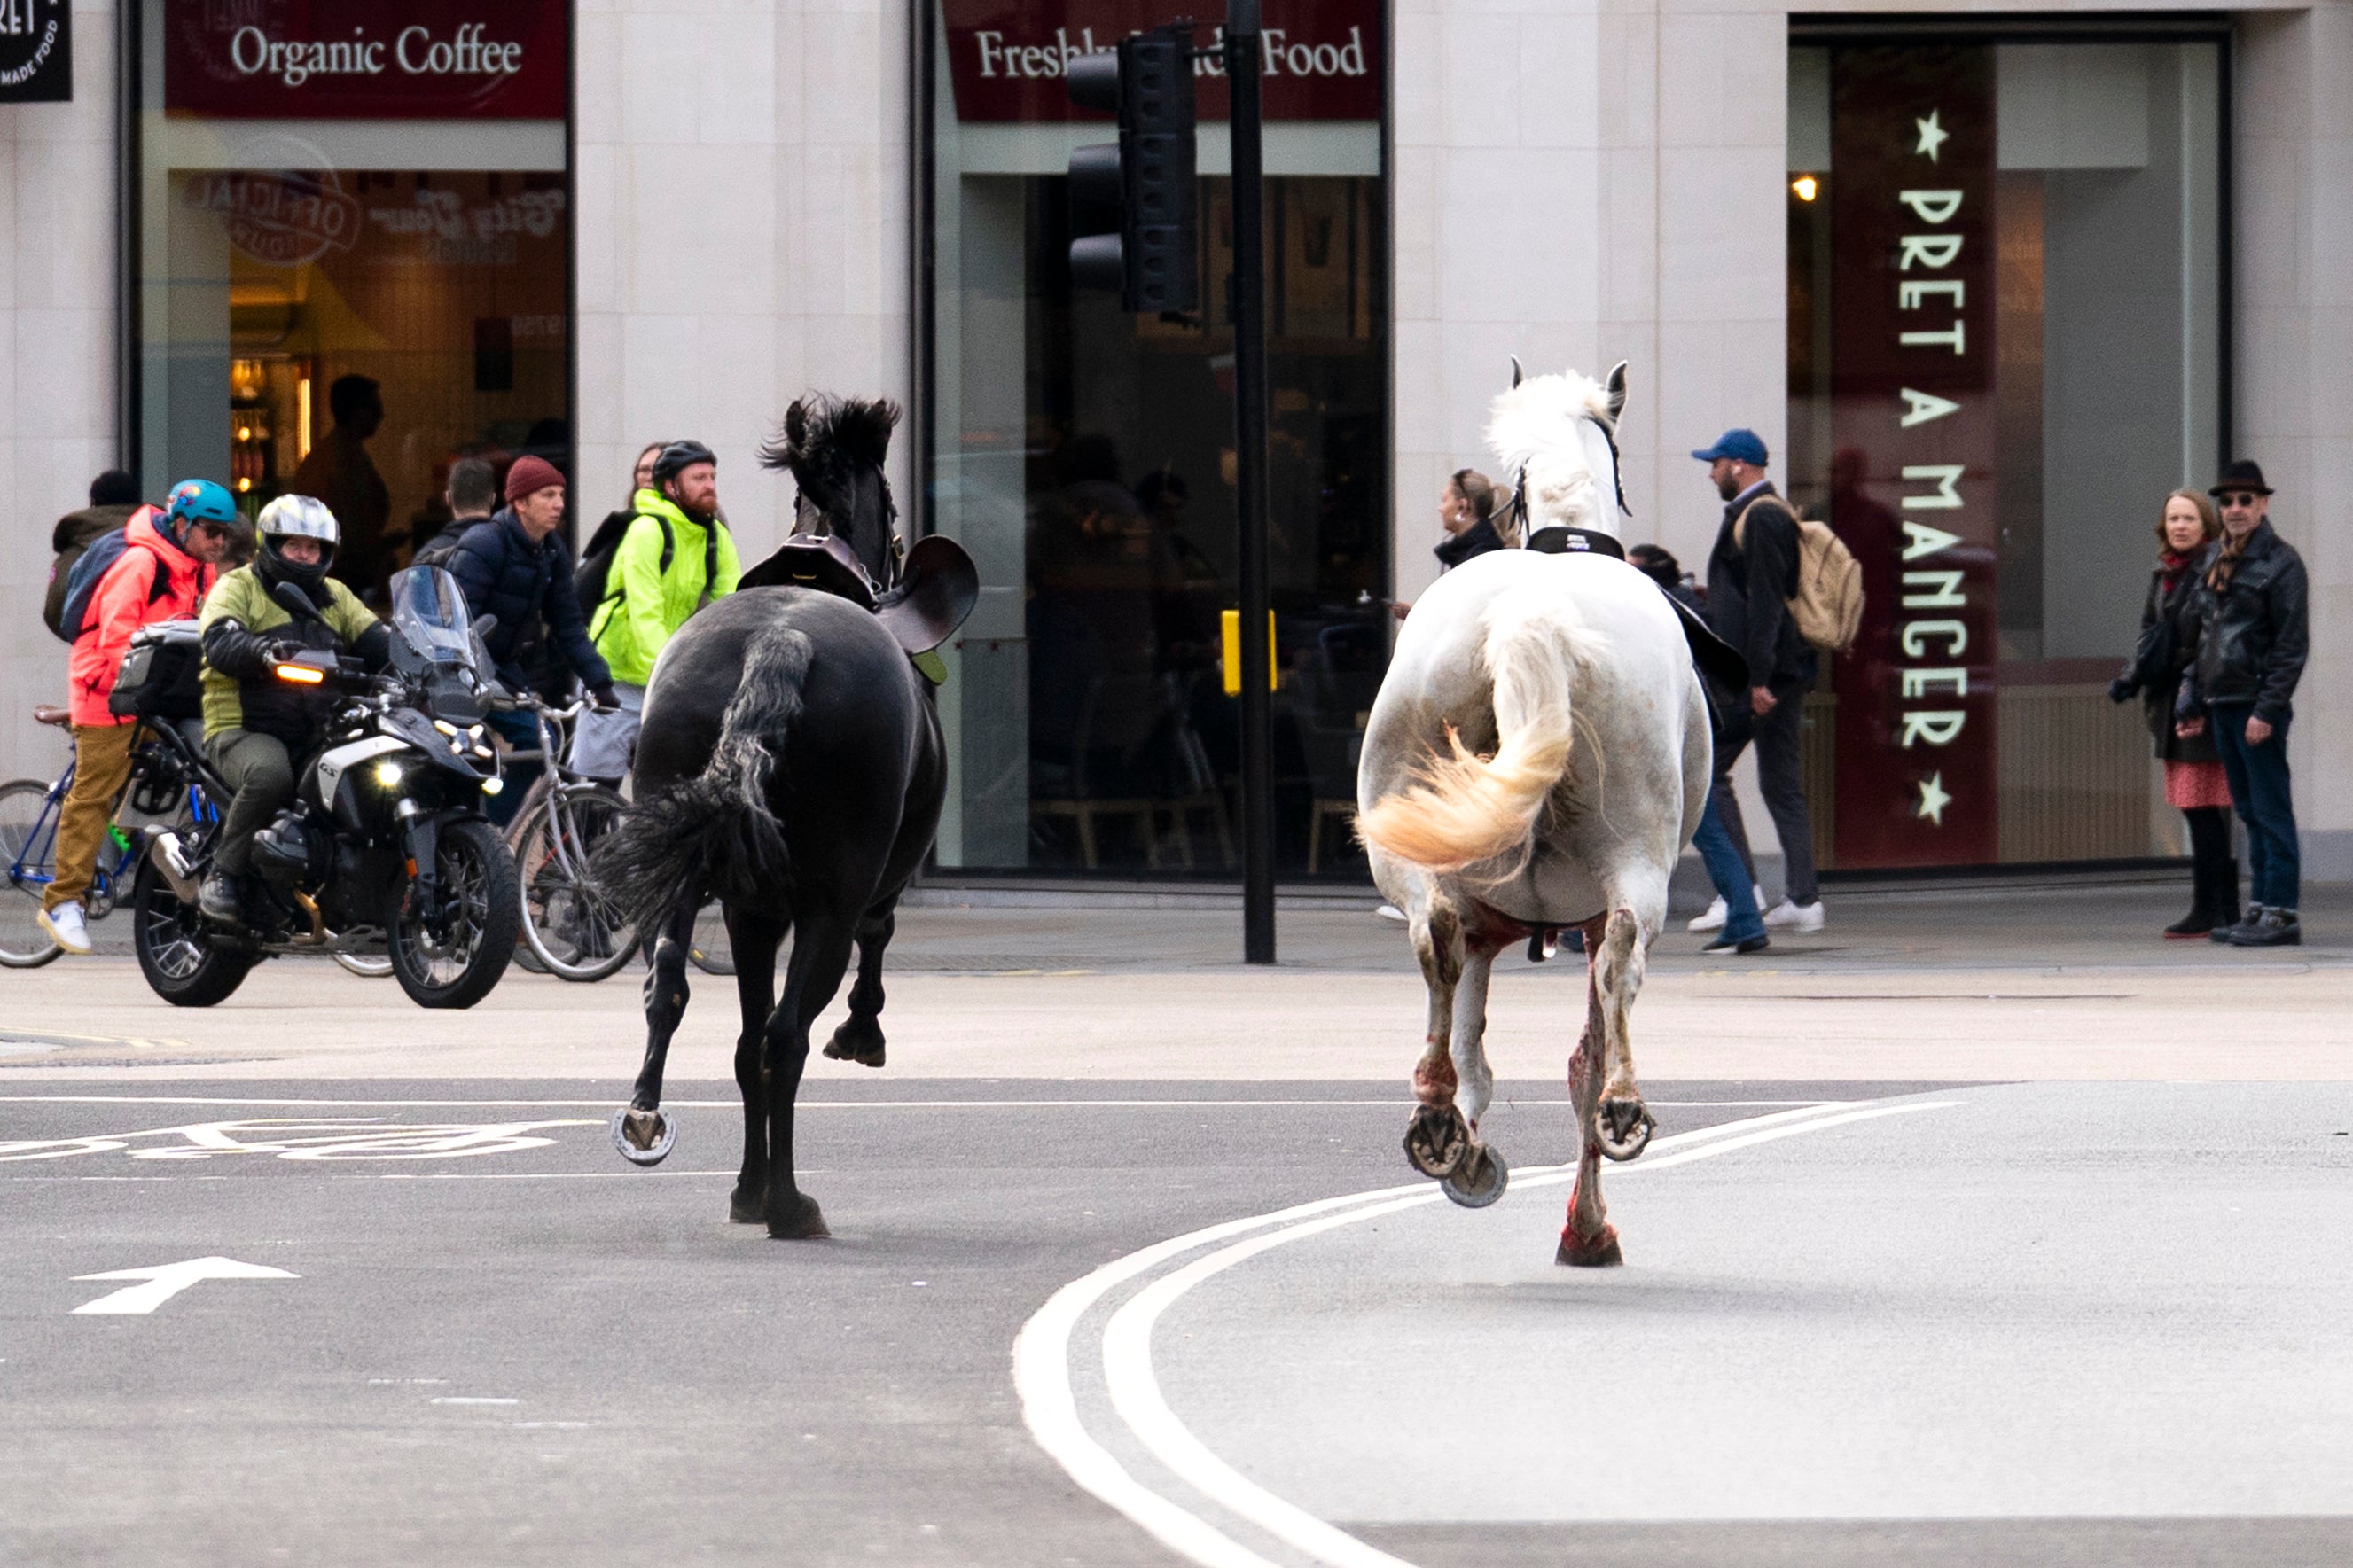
[0,713,219,968]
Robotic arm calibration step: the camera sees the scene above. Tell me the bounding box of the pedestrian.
[2177,460,2307,947]
[40,480,238,954]
[43,471,144,638]
[2108,488,2235,938]
[572,440,741,784]
[596,441,667,545]
[1434,469,1514,571]
[409,456,500,566]
[1687,429,1822,935]
[291,374,392,603]
[1630,543,1766,954]
[444,456,617,825]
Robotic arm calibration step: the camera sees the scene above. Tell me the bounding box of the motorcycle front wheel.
[387,818,520,1010]
[131,857,254,1007]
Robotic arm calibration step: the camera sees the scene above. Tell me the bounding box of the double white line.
[1014,1096,1957,1568]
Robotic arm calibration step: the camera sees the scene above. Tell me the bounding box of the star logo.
[1916,772,1952,826]
[1914,111,1950,162]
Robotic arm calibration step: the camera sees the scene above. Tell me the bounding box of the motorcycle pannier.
[109,618,206,721]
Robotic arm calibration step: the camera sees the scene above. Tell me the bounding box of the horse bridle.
[1507,413,1634,543]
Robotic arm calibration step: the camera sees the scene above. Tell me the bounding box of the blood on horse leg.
[1557,914,1622,1266]
[1404,896,1470,1178]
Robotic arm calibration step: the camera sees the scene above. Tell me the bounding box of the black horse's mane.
[759,395,901,520]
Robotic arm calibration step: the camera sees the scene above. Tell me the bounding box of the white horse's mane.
[1486,370,1619,537]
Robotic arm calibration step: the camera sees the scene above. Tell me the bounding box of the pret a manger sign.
[942,0,1379,122]
[166,1,564,120]
[1827,46,1998,867]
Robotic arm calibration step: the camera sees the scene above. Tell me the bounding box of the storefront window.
[926,0,1386,877]
[1787,35,2223,867]
[130,1,570,604]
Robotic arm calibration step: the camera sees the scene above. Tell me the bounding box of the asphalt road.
[2,1077,1881,1566]
[9,1075,2349,1566]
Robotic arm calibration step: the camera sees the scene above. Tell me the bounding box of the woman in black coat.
[2110,488,2232,937]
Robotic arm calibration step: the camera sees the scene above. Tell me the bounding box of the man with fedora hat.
[2178,459,2308,946]
[1687,427,1825,935]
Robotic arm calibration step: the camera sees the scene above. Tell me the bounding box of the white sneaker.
[1763,899,1825,932]
[38,902,91,956]
[1687,885,1766,932]
[1374,903,1408,924]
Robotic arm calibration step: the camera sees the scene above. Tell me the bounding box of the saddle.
[736,533,981,667]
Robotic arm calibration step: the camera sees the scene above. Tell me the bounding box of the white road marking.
[0,1095,1843,1110]
[72,1255,299,1315]
[1019,1099,1953,1568]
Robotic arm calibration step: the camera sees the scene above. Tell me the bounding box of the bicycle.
[501,694,732,981]
[0,710,217,968]
[0,710,395,978]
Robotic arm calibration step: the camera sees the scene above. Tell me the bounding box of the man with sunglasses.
[2178,460,2308,947]
[40,479,238,955]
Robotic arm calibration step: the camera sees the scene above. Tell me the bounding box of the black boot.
[2206,859,2245,943]
[2163,856,2216,939]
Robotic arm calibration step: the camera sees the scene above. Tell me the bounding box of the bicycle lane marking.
[0,1118,600,1164]
[1017,1099,1956,1568]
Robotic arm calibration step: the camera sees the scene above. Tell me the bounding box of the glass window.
[130,2,571,605]
[1787,37,2224,868]
[926,1,1388,878]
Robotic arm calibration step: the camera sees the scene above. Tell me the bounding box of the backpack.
[53,513,170,644]
[1736,499,1864,654]
[577,511,721,622]
[410,521,472,573]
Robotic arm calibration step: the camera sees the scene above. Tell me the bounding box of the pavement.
[3,878,2349,1565]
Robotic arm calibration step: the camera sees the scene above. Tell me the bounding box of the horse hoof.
[821,1021,886,1069]
[609,1107,676,1167]
[1555,1224,1623,1268]
[767,1194,830,1241]
[1596,1098,1655,1163]
[1403,1104,1469,1178]
[1440,1143,1509,1209]
[729,1186,764,1224]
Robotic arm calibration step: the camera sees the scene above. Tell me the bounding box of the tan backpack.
[1736,499,1864,653]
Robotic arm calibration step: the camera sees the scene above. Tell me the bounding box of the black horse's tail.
[591,625,814,933]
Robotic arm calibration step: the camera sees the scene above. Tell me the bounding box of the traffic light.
[1066,24,1198,314]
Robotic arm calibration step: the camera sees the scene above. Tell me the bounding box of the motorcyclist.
[197,495,393,924]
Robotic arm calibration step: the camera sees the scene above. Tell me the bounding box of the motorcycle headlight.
[373,760,404,788]
[481,776,504,796]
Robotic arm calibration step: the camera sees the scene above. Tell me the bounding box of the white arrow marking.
[71,1256,299,1315]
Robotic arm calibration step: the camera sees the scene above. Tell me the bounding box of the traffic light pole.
[1224,0,1276,964]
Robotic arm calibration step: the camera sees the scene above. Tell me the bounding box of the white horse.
[1356,363,1710,1267]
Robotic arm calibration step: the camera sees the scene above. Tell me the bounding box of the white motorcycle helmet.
[254,494,340,590]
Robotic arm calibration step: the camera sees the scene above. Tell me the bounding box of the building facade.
[4,0,2349,882]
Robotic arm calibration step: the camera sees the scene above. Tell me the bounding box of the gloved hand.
[2107,675,2135,704]
[590,683,621,713]
[266,638,305,665]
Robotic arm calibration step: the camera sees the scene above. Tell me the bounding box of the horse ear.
[785,400,809,451]
[1605,360,1630,425]
[1510,355,1523,390]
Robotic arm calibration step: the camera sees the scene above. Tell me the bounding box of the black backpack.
[410,521,472,573]
[577,511,720,621]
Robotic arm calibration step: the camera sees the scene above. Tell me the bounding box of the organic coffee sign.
[0,0,72,104]
[1825,45,1999,867]
[941,0,1379,122]
[165,0,564,119]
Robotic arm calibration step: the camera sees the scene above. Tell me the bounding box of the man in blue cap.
[1687,428,1824,935]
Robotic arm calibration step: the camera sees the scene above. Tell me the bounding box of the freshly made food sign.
[942,0,1379,122]
[0,0,72,104]
[166,1,564,119]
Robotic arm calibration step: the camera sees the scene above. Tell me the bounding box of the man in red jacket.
[41,479,238,955]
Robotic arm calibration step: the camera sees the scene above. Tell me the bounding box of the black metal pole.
[1225,0,1275,964]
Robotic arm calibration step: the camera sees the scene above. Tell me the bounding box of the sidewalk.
[4,878,2347,1084]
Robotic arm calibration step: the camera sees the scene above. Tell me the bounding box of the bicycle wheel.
[517,784,637,981]
[689,899,734,976]
[0,780,65,969]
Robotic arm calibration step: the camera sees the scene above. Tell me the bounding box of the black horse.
[592,396,946,1239]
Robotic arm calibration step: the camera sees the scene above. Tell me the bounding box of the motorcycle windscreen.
[387,566,489,679]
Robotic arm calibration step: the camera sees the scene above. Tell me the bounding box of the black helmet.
[254,494,339,590]
[649,440,716,490]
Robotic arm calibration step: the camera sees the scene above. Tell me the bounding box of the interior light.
[1791,175,1819,202]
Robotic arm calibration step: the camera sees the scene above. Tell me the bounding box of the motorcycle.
[134,566,521,1010]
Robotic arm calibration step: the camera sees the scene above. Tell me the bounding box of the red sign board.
[1826,45,1999,866]
[165,0,565,120]
[941,0,1380,122]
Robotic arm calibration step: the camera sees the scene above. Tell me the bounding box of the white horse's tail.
[1358,589,1587,873]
